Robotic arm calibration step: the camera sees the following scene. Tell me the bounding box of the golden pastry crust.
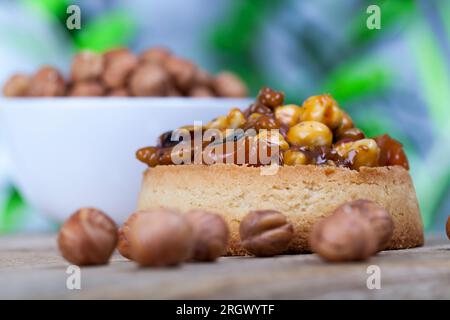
[137,164,424,255]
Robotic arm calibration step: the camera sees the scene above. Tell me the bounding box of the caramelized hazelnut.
[213,71,248,98]
[301,94,343,130]
[335,111,354,136]
[136,146,159,167]
[129,64,170,96]
[165,56,197,93]
[139,47,171,65]
[68,81,105,96]
[283,149,308,165]
[206,115,229,130]
[239,210,294,257]
[71,51,104,82]
[257,87,285,109]
[374,134,409,170]
[243,102,273,118]
[274,104,302,127]
[243,114,279,132]
[335,138,380,170]
[102,49,137,89]
[185,210,229,261]
[127,209,194,267]
[335,127,365,143]
[339,199,394,251]
[57,208,118,266]
[287,121,333,147]
[255,130,289,151]
[309,209,378,262]
[27,66,66,96]
[226,108,246,129]
[2,74,30,97]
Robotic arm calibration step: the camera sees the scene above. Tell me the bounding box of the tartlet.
[135,87,424,255]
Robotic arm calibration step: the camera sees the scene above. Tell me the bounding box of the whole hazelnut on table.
[339,199,394,251]
[71,51,104,82]
[101,49,138,89]
[185,210,229,261]
[117,212,139,260]
[127,209,194,267]
[309,209,378,262]
[213,71,248,98]
[309,199,392,262]
[57,208,118,266]
[3,74,30,97]
[128,64,170,96]
[239,210,294,257]
[27,66,66,96]
[68,81,105,96]
[139,47,171,65]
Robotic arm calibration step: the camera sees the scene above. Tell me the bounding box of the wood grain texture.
[0,234,449,299]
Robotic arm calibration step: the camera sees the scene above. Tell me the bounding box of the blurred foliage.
[0,187,26,233]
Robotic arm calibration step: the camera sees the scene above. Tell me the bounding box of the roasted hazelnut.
[335,127,365,143]
[309,209,378,262]
[189,86,214,97]
[335,138,380,170]
[274,104,302,127]
[374,134,409,170]
[102,49,137,89]
[255,130,289,151]
[117,212,139,260]
[27,66,66,96]
[283,149,308,165]
[213,71,248,98]
[243,102,273,118]
[193,68,213,88]
[446,216,450,240]
[239,210,294,257]
[243,114,279,132]
[57,208,118,266]
[337,199,394,251]
[185,210,229,261]
[335,111,354,136]
[127,209,194,267]
[3,74,30,97]
[287,121,333,147]
[301,94,343,130]
[68,81,105,96]
[139,47,171,65]
[71,51,104,82]
[129,64,170,96]
[107,87,129,96]
[164,56,197,93]
[227,108,246,129]
[206,115,229,130]
[136,146,159,167]
[257,87,285,109]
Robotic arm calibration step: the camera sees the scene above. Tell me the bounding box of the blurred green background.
[0,0,449,233]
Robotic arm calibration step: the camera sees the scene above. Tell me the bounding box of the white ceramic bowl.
[0,97,252,223]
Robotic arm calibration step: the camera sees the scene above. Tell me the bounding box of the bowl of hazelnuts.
[0,47,251,223]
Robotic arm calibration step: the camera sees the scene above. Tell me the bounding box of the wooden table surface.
[0,234,449,299]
